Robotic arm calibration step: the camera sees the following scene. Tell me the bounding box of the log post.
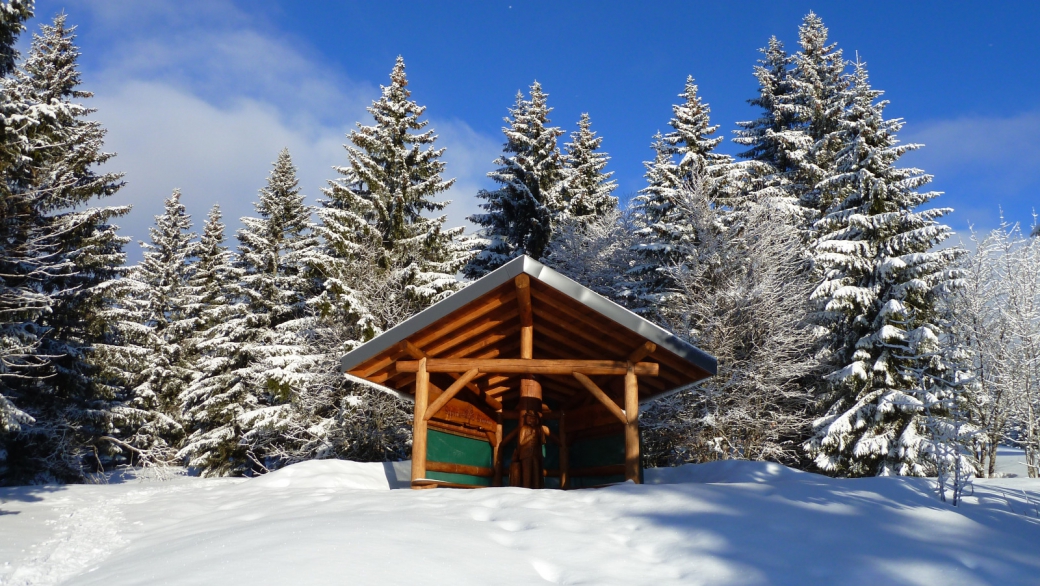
[515,274,533,360]
[624,365,640,484]
[559,411,569,489]
[411,357,429,486]
[493,411,503,487]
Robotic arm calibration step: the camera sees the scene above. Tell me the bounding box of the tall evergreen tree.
[102,191,193,466]
[559,113,617,219]
[180,149,318,476]
[779,12,850,223]
[804,60,964,476]
[321,57,465,308]
[628,78,733,312]
[185,205,235,335]
[733,36,803,215]
[1,11,130,482]
[466,81,565,276]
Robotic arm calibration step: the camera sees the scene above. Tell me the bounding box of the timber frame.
[340,256,716,489]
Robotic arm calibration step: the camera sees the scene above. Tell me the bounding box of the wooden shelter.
[340,256,716,489]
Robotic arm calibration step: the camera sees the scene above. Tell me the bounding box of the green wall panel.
[425,429,492,486]
[426,429,492,468]
[570,433,625,468]
[568,432,627,488]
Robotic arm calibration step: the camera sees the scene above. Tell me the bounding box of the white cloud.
[902,110,1040,191]
[67,0,498,260]
[900,110,1040,233]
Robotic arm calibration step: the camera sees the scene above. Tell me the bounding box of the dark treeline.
[1,4,1037,487]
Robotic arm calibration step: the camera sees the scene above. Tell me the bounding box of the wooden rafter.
[628,341,657,363]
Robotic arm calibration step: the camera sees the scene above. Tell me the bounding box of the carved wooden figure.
[513,411,544,488]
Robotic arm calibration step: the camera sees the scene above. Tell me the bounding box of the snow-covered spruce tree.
[559,113,617,219]
[321,57,466,310]
[732,36,804,216]
[185,205,237,339]
[804,60,965,477]
[179,149,318,476]
[466,81,565,276]
[778,12,850,226]
[627,78,734,315]
[100,190,195,469]
[0,11,132,483]
[19,14,129,472]
[295,58,467,464]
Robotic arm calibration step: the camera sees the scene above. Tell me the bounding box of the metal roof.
[340,256,716,398]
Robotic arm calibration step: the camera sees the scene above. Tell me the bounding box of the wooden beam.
[624,366,640,484]
[403,340,503,411]
[410,358,429,486]
[515,274,534,360]
[627,341,657,364]
[572,372,627,425]
[410,479,484,489]
[427,420,492,443]
[411,287,516,350]
[424,369,480,421]
[397,359,659,377]
[426,460,494,478]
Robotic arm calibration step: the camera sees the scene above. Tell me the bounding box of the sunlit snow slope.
[2,458,1039,586]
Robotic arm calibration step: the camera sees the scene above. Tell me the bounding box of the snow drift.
[1,459,1038,586]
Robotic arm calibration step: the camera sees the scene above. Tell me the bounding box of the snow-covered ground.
[2,455,1039,586]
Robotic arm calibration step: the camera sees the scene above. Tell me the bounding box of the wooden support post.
[515,274,533,360]
[411,358,429,486]
[624,366,640,484]
[493,411,503,487]
[559,411,569,490]
[572,372,628,424]
[519,376,542,413]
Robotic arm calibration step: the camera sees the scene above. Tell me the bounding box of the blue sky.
[32,1,1040,259]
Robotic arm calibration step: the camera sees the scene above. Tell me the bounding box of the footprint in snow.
[496,519,530,532]
[467,507,494,522]
[531,558,564,583]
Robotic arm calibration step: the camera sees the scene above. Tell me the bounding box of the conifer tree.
[559,113,617,219]
[804,60,964,476]
[321,57,465,309]
[733,36,803,215]
[1,11,130,482]
[186,205,236,336]
[628,78,733,312]
[102,191,194,465]
[467,81,565,276]
[180,149,318,476]
[779,12,850,222]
